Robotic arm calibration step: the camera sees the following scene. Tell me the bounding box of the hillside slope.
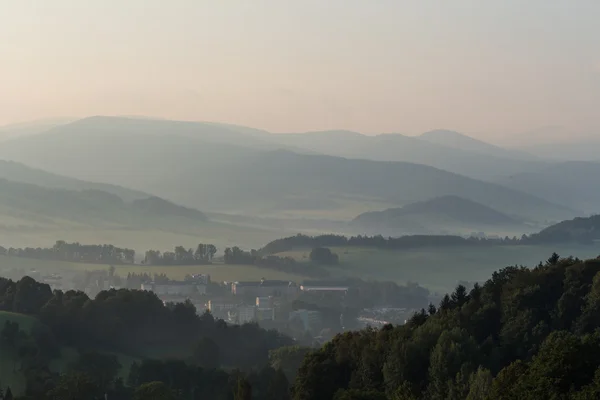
[0,116,577,223]
[527,214,600,244]
[0,179,208,228]
[0,159,149,201]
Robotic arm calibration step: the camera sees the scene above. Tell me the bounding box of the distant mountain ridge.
[265,129,545,180]
[0,116,576,225]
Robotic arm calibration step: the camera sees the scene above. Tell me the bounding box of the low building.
[230,305,256,324]
[300,285,349,293]
[256,307,276,321]
[256,296,274,308]
[141,281,207,296]
[187,274,211,284]
[208,299,237,315]
[232,279,298,298]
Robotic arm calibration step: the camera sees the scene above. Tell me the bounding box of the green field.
[276,244,600,293]
[2,243,599,294]
[0,219,288,254]
[0,255,312,283]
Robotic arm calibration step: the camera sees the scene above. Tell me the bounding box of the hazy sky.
[1,1,599,142]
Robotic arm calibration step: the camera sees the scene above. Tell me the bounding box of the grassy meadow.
[276,244,600,293]
[2,243,599,294]
[0,255,311,283]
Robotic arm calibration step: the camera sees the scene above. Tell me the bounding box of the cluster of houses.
[139,276,349,330]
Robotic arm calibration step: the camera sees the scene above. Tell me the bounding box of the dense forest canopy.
[292,254,600,399]
[3,247,600,398]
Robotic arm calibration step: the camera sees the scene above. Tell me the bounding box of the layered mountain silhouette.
[0,116,577,224]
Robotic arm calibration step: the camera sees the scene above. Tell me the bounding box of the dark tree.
[309,247,339,265]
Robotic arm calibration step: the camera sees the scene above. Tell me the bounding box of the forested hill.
[352,195,520,232]
[527,215,600,244]
[292,255,600,399]
[261,214,600,254]
[260,234,475,255]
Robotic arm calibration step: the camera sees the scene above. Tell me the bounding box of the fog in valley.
[1,2,600,399]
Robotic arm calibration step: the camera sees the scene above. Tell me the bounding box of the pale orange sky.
[1,0,599,142]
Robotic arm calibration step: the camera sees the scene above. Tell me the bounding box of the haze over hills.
[0,117,74,141]
[517,137,600,162]
[352,195,526,235]
[0,159,293,250]
[0,116,578,225]
[0,159,149,201]
[0,116,549,181]
[418,129,534,160]
[527,214,600,244]
[262,129,547,180]
[496,161,600,214]
[0,178,207,228]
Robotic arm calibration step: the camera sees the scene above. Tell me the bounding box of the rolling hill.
[0,176,291,252]
[0,179,208,227]
[527,214,600,244]
[0,116,577,224]
[352,195,525,235]
[0,159,149,201]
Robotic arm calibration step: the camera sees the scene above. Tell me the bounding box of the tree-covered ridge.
[260,234,513,255]
[528,214,600,244]
[292,254,600,399]
[262,214,600,255]
[0,240,136,264]
[0,276,291,366]
[353,195,520,230]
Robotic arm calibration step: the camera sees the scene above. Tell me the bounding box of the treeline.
[0,240,220,267]
[526,214,600,244]
[143,243,217,265]
[224,246,329,278]
[1,320,292,400]
[0,276,291,371]
[0,240,135,264]
[292,254,600,399]
[260,233,526,255]
[123,272,170,288]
